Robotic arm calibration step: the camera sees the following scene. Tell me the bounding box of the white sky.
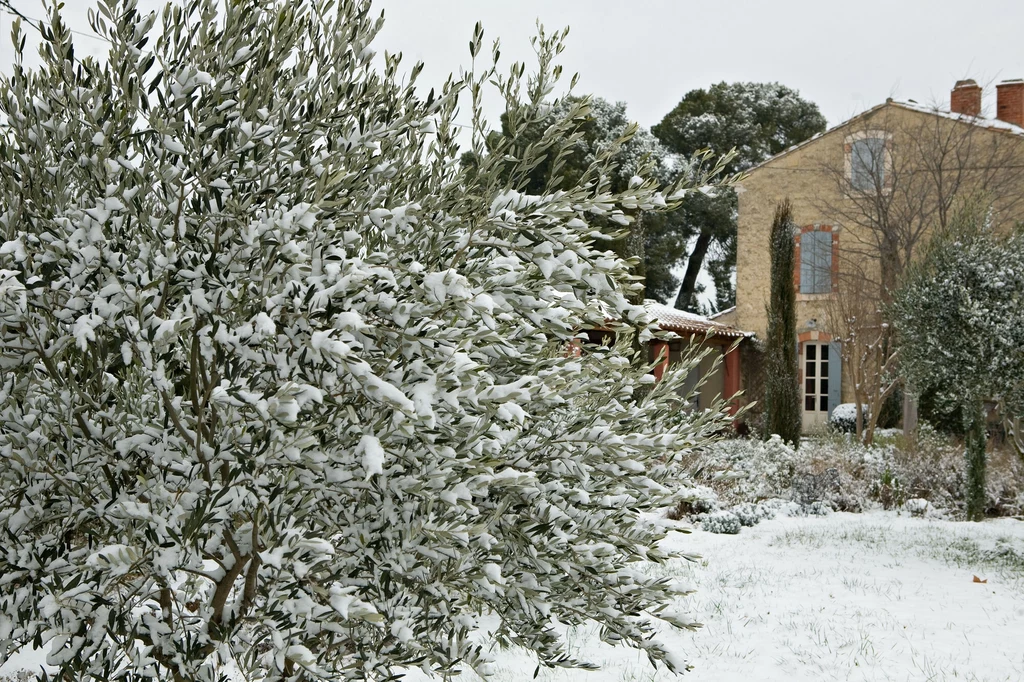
[372,0,1024,129]
[3,0,1023,129]
[3,0,1022,309]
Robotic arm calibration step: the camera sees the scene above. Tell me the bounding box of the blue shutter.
[851,138,885,190]
[817,232,832,294]
[827,341,842,416]
[810,232,823,293]
[799,232,813,294]
[800,231,832,294]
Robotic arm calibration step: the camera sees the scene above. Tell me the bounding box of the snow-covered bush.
[687,423,1024,519]
[729,500,798,526]
[730,502,763,527]
[700,511,742,535]
[903,498,931,517]
[0,3,733,680]
[829,404,869,433]
[691,435,807,503]
[791,467,842,506]
[666,485,721,520]
[684,498,802,533]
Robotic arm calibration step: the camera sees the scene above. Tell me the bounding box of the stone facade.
[733,95,1024,428]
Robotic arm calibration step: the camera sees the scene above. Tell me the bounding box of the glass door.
[802,342,830,430]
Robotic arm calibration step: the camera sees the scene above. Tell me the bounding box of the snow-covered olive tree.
[0,1,733,680]
[891,211,1024,520]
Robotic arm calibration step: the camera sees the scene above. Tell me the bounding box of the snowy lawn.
[401,511,1024,682]
[4,512,1023,681]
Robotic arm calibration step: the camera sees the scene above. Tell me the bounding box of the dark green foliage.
[653,82,826,312]
[877,384,904,430]
[891,209,1024,520]
[763,200,801,446]
[963,400,988,521]
[665,190,738,312]
[643,209,692,303]
[919,388,965,437]
[653,82,827,175]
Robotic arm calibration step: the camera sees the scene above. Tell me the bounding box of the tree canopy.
[891,210,1024,518]
[653,82,826,312]
[892,216,1024,416]
[463,96,686,304]
[0,2,732,680]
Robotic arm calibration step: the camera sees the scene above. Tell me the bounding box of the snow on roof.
[644,300,752,338]
[891,100,1024,135]
[743,99,1024,176]
[709,305,736,320]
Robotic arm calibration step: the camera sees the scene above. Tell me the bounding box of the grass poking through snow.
[396,512,1024,682]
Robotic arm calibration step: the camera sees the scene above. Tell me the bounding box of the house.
[581,301,751,416]
[725,79,1024,432]
[647,301,751,415]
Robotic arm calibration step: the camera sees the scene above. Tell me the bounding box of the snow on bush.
[903,498,932,517]
[0,3,735,680]
[692,435,805,503]
[829,403,869,433]
[685,424,1024,520]
[699,511,742,535]
[682,497,809,534]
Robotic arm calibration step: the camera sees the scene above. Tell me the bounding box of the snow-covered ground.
[403,511,1024,682]
[4,512,1023,682]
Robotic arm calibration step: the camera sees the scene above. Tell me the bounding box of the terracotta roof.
[645,300,752,338]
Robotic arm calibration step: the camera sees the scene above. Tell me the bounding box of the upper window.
[800,229,832,294]
[846,132,890,192]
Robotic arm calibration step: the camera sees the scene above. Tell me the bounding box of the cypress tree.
[962,399,988,521]
[764,200,802,446]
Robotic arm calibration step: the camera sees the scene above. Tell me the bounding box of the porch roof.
[645,300,753,339]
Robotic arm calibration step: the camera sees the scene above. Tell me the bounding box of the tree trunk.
[879,238,901,300]
[674,230,712,311]
[902,391,918,436]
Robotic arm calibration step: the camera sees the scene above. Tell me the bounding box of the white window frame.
[802,341,831,414]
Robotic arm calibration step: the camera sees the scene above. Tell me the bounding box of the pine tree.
[763,200,802,446]
[653,82,826,311]
[0,2,733,679]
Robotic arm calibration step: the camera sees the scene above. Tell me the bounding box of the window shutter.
[851,138,885,190]
[800,231,832,294]
[869,138,885,186]
[817,232,832,293]
[810,232,822,293]
[827,341,842,416]
[799,233,813,294]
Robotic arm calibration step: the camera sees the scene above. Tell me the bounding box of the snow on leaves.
[0,2,732,681]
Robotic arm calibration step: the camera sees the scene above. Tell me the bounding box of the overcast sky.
[370,0,1024,129]
[3,0,1024,130]
[2,0,1022,307]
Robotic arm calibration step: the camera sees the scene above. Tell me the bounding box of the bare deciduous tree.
[819,102,1024,435]
[824,262,900,444]
[821,103,1024,293]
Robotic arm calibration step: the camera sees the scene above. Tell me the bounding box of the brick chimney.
[996,79,1024,128]
[950,79,982,117]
